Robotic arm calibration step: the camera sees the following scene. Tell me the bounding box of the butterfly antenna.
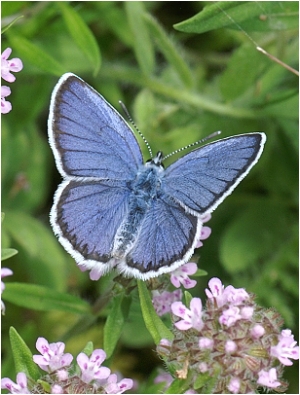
[119,101,153,158]
[163,131,221,161]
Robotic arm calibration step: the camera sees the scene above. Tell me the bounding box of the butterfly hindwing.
[163,133,266,216]
[118,193,201,279]
[48,73,143,180]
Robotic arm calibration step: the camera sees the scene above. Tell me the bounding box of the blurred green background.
[1,1,298,392]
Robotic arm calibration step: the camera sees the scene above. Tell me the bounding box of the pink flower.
[152,289,182,316]
[104,373,134,394]
[223,285,249,306]
[205,278,250,309]
[1,372,30,394]
[205,277,225,307]
[171,297,203,331]
[240,306,254,319]
[227,377,240,394]
[270,329,299,366]
[77,349,110,384]
[219,306,242,327]
[1,267,13,313]
[199,337,214,350]
[195,214,212,248]
[170,262,197,289]
[250,324,265,339]
[1,48,23,83]
[1,86,12,114]
[33,337,73,372]
[257,368,280,388]
[51,384,64,394]
[225,340,237,353]
[198,362,208,373]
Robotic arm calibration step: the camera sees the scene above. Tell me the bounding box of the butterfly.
[48,73,266,281]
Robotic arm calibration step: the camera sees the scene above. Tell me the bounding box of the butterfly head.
[146,151,164,169]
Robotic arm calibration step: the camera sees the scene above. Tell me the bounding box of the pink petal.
[182,262,197,274]
[171,301,188,319]
[2,48,12,60]
[170,275,181,288]
[174,320,192,330]
[36,337,50,354]
[8,57,23,72]
[182,278,197,289]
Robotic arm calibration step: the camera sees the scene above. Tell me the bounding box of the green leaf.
[58,2,101,76]
[9,327,40,381]
[143,12,193,88]
[194,372,211,390]
[137,280,173,344]
[174,1,299,33]
[94,2,134,47]
[3,283,91,314]
[125,2,155,76]
[7,34,66,76]
[104,293,131,358]
[3,211,68,291]
[81,341,94,356]
[184,291,193,307]
[1,248,18,261]
[165,377,189,394]
[220,44,269,100]
[193,269,208,277]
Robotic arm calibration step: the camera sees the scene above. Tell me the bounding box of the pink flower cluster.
[1,337,133,394]
[156,277,299,394]
[1,48,23,114]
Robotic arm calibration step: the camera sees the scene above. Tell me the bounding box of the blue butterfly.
[48,73,266,281]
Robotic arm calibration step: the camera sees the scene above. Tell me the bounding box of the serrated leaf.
[58,2,101,76]
[125,2,155,76]
[7,34,66,76]
[9,327,40,381]
[3,283,91,314]
[104,293,131,358]
[1,248,18,261]
[137,280,173,344]
[174,1,299,33]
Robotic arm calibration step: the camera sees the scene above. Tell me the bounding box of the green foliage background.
[1,1,298,393]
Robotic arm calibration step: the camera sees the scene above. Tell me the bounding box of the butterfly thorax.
[113,162,164,259]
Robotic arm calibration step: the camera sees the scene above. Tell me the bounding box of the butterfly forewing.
[163,133,266,216]
[48,73,143,180]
